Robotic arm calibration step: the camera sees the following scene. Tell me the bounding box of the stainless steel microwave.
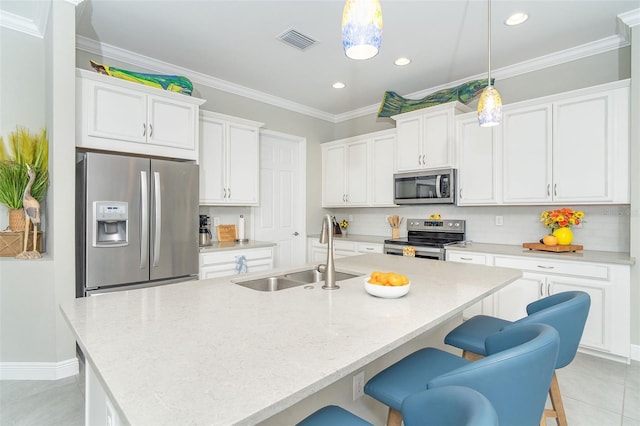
[394,168,456,204]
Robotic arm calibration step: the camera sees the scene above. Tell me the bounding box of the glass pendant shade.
[342,0,383,60]
[477,85,503,127]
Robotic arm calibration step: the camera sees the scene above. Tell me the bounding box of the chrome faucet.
[317,214,338,290]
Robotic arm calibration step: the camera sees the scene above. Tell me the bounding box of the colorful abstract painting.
[90,60,193,96]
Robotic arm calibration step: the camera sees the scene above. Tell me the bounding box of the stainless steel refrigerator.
[76,151,199,296]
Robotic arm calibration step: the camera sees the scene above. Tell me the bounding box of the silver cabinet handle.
[460,257,472,261]
[422,154,426,165]
[417,155,421,166]
[554,184,557,197]
[227,187,231,199]
[140,170,148,269]
[149,123,153,137]
[539,281,544,298]
[459,187,463,199]
[547,283,552,296]
[547,184,551,197]
[292,232,299,236]
[537,265,555,269]
[153,171,161,267]
[223,188,227,199]
[142,123,146,136]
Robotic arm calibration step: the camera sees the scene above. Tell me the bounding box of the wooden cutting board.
[522,242,583,252]
[217,225,237,242]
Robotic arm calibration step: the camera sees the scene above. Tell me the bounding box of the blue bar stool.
[444,291,590,426]
[298,386,498,426]
[296,405,373,426]
[364,323,559,426]
[402,386,499,426]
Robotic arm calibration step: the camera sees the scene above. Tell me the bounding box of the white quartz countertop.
[199,240,276,253]
[445,242,635,265]
[60,254,522,425]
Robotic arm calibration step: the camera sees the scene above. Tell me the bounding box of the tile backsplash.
[328,205,631,253]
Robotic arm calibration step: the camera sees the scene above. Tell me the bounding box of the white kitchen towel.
[235,255,248,274]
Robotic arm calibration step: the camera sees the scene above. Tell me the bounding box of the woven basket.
[8,209,27,232]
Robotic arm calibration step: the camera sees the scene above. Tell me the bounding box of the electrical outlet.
[495,215,503,226]
[353,371,365,400]
[213,216,221,227]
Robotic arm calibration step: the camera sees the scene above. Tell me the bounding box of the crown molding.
[76,35,336,123]
[77,28,631,124]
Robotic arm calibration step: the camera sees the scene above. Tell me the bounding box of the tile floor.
[0,352,638,425]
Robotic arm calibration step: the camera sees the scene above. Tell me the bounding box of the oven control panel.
[406,219,465,233]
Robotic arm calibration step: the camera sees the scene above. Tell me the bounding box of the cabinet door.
[323,144,347,206]
[493,272,544,321]
[423,110,452,168]
[370,134,396,206]
[548,276,608,352]
[345,141,368,205]
[147,96,197,150]
[87,81,147,144]
[502,104,552,203]
[226,123,260,205]
[457,116,500,205]
[552,92,612,202]
[199,118,226,204]
[395,116,423,171]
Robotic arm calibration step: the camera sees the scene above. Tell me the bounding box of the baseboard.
[0,358,79,380]
[631,344,640,363]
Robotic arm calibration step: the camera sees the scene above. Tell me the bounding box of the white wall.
[629,24,639,348]
[0,1,78,374]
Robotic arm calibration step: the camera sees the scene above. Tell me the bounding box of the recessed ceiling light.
[394,57,411,66]
[505,12,528,26]
[332,82,346,89]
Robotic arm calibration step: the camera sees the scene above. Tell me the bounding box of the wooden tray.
[216,225,237,242]
[522,242,583,252]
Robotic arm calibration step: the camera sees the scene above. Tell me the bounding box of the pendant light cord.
[488,0,492,87]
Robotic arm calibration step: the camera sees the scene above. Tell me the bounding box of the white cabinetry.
[393,102,471,172]
[76,69,205,160]
[322,129,396,207]
[199,247,274,279]
[455,114,501,205]
[307,238,383,263]
[501,82,629,204]
[446,250,495,318]
[199,111,264,206]
[493,255,630,361]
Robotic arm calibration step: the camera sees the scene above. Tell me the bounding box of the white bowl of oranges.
[364,271,410,299]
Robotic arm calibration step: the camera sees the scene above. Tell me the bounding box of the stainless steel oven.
[383,219,465,260]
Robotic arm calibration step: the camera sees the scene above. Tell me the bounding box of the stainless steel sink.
[283,269,361,284]
[234,276,308,292]
[233,268,362,292]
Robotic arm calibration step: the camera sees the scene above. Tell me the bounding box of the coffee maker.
[199,214,212,246]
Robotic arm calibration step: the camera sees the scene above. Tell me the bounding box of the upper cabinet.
[456,80,630,206]
[76,69,206,160]
[393,102,471,172]
[199,111,264,206]
[322,129,396,208]
[456,114,501,205]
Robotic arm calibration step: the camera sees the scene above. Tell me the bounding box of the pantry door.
[253,130,306,268]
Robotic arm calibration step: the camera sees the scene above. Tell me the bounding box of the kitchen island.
[61,253,521,425]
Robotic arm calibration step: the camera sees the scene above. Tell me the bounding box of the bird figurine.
[16,164,41,259]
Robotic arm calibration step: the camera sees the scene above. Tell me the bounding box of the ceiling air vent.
[277,28,318,51]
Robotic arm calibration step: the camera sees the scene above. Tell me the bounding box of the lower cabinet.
[447,250,631,362]
[199,247,274,279]
[307,238,383,263]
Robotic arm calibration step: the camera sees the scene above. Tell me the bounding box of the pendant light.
[342,0,383,60]
[477,0,502,127]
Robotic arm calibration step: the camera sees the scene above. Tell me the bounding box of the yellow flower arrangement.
[340,219,349,229]
[540,208,584,230]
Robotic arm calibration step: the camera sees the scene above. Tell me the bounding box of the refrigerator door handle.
[140,171,149,269]
[153,171,162,267]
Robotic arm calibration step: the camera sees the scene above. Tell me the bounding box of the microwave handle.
[435,175,442,198]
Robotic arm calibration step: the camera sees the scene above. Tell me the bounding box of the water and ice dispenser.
[93,201,129,247]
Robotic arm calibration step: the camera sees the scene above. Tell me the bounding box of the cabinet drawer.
[334,240,357,251]
[358,243,383,254]
[200,248,273,266]
[447,252,488,265]
[494,256,609,280]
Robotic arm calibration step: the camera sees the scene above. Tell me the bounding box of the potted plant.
[0,127,49,232]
